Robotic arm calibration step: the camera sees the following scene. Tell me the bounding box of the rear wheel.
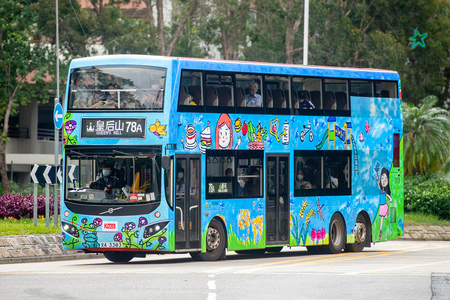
[196,219,226,261]
[322,213,346,254]
[103,251,135,263]
[345,214,368,252]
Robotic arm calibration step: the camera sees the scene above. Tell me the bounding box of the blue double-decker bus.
[61,55,403,262]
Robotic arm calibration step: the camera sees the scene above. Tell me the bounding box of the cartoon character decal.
[376,167,392,239]
[216,113,233,149]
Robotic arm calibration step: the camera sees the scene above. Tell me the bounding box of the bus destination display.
[81,118,146,138]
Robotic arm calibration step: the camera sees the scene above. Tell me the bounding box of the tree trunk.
[157,0,166,55]
[0,93,15,195]
[166,0,198,56]
[142,0,156,28]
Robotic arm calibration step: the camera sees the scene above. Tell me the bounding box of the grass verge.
[0,216,61,236]
[404,212,450,226]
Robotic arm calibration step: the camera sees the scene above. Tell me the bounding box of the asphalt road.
[1,240,449,300]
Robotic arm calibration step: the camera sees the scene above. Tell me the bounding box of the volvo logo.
[99,207,123,215]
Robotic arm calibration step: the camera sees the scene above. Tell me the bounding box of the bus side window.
[236,87,246,107]
[310,91,321,109]
[179,85,191,105]
[188,85,202,105]
[205,86,218,106]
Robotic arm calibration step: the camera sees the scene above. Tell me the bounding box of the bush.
[0,194,60,219]
[0,182,59,195]
[404,174,450,220]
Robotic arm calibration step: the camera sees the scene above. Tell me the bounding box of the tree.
[403,96,450,175]
[198,0,252,60]
[0,0,52,194]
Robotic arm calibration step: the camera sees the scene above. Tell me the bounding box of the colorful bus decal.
[61,212,171,251]
[177,95,403,247]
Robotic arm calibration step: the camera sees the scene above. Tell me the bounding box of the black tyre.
[345,214,368,252]
[196,219,226,261]
[322,213,346,254]
[104,251,135,263]
[266,246,283,253]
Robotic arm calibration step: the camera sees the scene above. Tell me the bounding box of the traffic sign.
[54,103,63,130]
[30,165,65,184]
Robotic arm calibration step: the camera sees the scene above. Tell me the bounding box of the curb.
[1,225,449,264]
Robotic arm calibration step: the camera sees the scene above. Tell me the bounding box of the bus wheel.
[322,213,346,254]
[266,247,283,253]
[345,214,368,252]
[104,251,135,263]
[197,219,226,261]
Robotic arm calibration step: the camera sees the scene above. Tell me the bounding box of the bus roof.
[70,54,400,81]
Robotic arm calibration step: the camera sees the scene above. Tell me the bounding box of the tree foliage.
[0,0,52,194]
[403,96,450,175]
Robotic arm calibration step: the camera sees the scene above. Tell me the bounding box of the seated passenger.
[90,83,124,109]
[89,164,122,195]
[142,85,163,109]
[244,168,260,197]
[245,82,262,107]
[295,169,313,189]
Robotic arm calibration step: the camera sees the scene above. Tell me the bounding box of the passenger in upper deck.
[89,83,125,109]
[245,82,262,107]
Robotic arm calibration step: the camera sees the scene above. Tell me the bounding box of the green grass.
[404,212,450,226]
[0,217,61,236]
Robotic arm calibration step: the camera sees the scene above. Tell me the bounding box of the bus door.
[266,155,289,245]
[175,156,201,250]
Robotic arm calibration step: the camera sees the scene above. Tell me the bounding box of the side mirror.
[161,155,171,170]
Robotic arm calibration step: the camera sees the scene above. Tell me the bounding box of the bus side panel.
[351,95,404,243]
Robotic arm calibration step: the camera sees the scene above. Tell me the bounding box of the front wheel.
[104,251,135,263]
[322,213,346,254]
[196,219,226,261]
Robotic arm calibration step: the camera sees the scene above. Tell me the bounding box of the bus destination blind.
[81,118,146,138]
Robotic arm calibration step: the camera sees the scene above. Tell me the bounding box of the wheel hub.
[354,221,366,243]
[207,227,220,250]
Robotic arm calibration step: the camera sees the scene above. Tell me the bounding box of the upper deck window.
[68,66,166,111]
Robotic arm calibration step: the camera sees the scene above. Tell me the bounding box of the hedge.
[404,175,450,220]
[0,194,60,220]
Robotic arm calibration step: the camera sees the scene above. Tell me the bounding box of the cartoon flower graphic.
[138,217,148,228]
[65,120,77,134]
[238,209,251,230]
[252,216,263,241]
[114,233,123,243]
[93,218,102,228]
[123,222,136,232]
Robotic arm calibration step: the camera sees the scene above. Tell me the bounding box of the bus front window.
[65,153,161,204]
[68,66,166,111]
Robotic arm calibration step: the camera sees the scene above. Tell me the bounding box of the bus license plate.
[100,242,122,248]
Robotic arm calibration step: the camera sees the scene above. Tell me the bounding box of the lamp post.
[54,0,60,227]
[303,0,309,65]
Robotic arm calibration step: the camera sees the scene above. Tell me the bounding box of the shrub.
[0,194,60,219]
[404,174,450,220]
